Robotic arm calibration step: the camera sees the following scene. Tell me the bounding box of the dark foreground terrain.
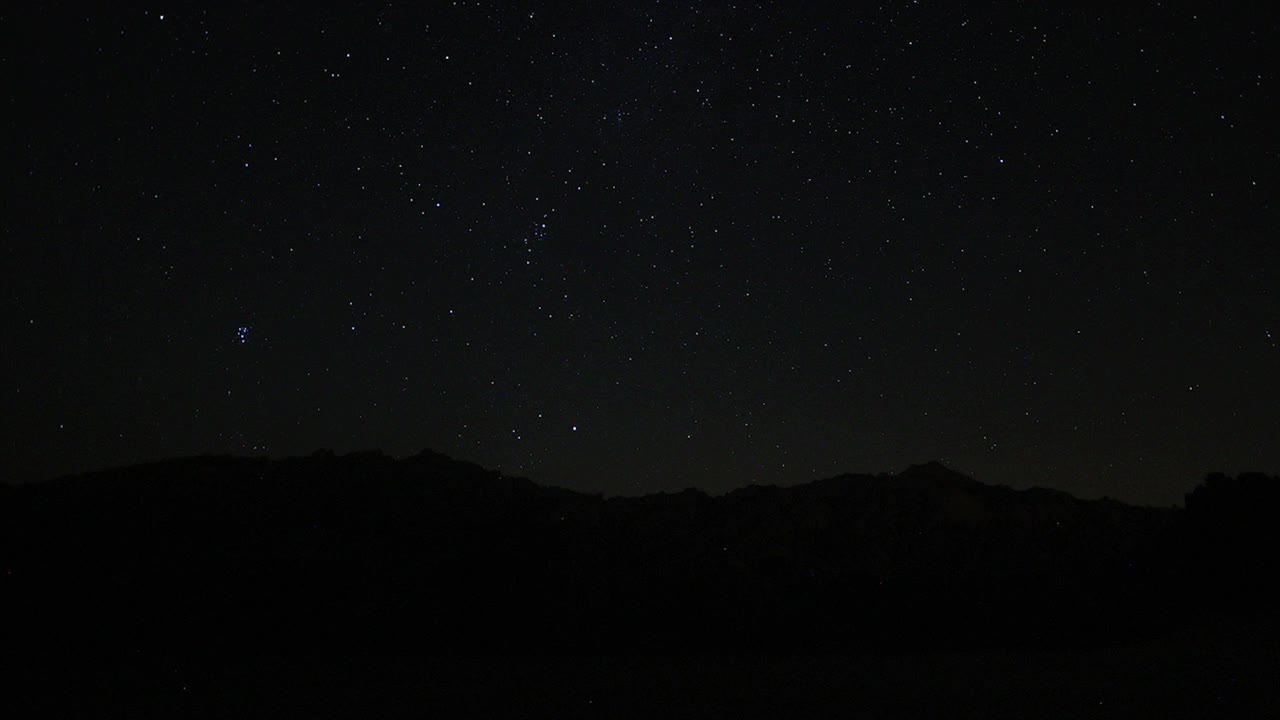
[3,451,1278,716]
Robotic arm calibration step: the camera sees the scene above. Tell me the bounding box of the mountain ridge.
[19,449,1168,508]
[3,449,1274,655]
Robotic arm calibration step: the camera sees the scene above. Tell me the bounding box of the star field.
[4,2,1277,504]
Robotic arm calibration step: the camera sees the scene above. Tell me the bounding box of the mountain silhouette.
[9,449,1275,661]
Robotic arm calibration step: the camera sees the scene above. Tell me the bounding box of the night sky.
[5,2,1277,505]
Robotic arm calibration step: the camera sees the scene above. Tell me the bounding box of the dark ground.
[5,453,1278,717]
[11,615,1278,718]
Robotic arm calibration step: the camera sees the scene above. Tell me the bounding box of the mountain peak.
[898,461,975,484]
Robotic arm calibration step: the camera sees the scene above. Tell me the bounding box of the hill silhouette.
[6,450,1276,660]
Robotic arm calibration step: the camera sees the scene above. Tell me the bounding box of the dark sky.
[5,2,1277,505]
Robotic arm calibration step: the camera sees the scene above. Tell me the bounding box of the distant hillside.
[2,451,1275,655]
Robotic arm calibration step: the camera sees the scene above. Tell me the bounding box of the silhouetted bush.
[1180,472,1280,608]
